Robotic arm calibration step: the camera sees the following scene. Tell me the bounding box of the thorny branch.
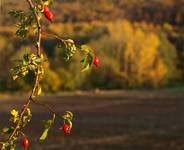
[0,0,63,149]
[0,0,96,148]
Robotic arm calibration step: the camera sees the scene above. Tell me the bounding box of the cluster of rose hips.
[21,123,71,149]
[21,4,99,149]
[42,5,100,68]
[20,58,100,149]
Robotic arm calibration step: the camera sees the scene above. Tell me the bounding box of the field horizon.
[0,91,184,150]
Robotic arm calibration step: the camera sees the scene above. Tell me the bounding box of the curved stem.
[1,1,66,149]
[42,32,83,50]
[26,0,42,56]
[30,98,63,119]
[42,32,65,42]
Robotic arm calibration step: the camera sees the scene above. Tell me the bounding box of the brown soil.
[0,91,184,150]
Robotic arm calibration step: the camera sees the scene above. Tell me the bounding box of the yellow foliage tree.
[107,20,178,87]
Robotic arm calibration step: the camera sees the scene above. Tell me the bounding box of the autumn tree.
[107,20,179,87]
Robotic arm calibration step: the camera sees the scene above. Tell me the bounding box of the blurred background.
[0,0,184,92]
[0,0,184,150]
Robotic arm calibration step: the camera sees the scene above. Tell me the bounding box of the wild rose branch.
[0,0,100,149]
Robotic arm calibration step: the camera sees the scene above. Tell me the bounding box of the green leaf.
[9,10,25,20]
[34,58,42,64]
[81,53,93,72]
[1,127,14,134]
[22,108,32,124]
[43,120,53,128]
[10,10,35,38]
[81,45,91,53]
[39,129,49,141]
[23,116,28,123]
[11,53,44,80]
[68,120,73,129]
[39,115,55,141]
[16,28,29,38]
[58,39,77,61]
[81,64,90,72]
[62,111,73,121]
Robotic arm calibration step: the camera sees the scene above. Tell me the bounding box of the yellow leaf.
[44,1,50,6]
[26,108,31,117]
[10,109,18,118]
[81,64,90,72]
[13,75,18,80]
[10,109,19,123]
[37,86,42,96]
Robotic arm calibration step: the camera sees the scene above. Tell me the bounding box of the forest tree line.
[0,0,184,92]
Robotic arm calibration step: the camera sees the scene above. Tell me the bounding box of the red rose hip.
[63,123,70,134]
[23,138,29,149]
[93,56,100,67]
[44,6,50,12]
[43,6,54,21]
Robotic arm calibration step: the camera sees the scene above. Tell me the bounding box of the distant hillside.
[1,0,184,26]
